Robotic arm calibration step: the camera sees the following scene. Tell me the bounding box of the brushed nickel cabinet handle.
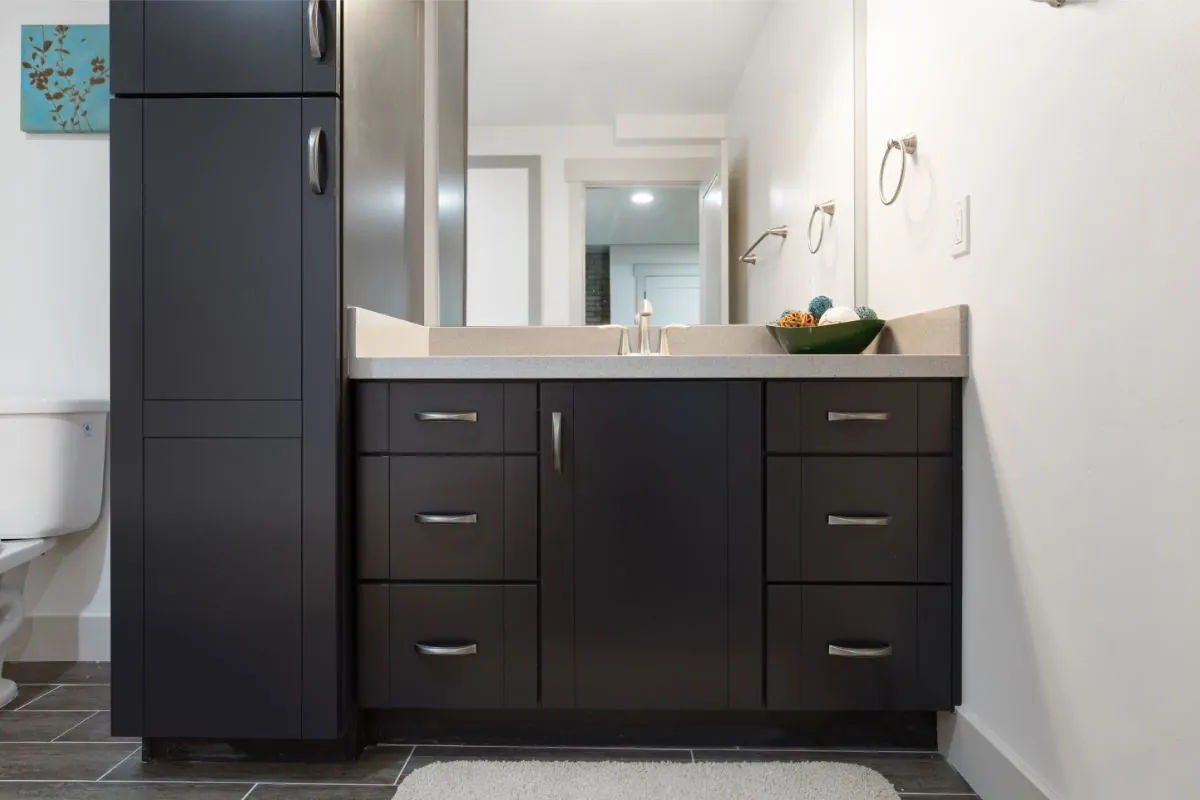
[414,513,478,525]
[308,0,326,60]
[828,411,890,422]
[415,411,477,423]
[415,642,477,657]
[307,127,325,195]
[552,412,563,473]
[828,514,892,527]
[829,643,893,659]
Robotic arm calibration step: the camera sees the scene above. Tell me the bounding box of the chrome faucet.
[637,297,654,356]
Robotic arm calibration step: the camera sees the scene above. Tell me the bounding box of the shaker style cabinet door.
[110,0,339,96]
[541,382,732,710]
[140,97,338,401]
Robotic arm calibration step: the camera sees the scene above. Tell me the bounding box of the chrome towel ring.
[807,201,836,254]
[879,134,918,206]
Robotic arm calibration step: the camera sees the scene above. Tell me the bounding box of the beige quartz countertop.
[347,306,969,381]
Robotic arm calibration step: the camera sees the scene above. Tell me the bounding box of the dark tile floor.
[1,663,978,798]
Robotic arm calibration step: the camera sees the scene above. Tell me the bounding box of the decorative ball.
[777,310,817,328]
[808,296,834,318]
[818,306,861,326]
[855,306,879,321]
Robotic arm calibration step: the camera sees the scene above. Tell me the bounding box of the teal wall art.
[21,24,110,133]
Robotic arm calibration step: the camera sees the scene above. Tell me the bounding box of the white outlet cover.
[952,195,971,258]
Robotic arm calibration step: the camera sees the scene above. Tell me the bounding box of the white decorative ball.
[818,306,861,325]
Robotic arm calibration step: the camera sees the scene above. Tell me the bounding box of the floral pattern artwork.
[21,24,110,133]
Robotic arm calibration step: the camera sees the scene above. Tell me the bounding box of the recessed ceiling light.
[631,192,654,205]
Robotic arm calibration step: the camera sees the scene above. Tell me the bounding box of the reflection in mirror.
[456,0,857,327]
[585,187,701,327]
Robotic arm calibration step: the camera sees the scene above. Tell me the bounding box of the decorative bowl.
[767,318,886,355]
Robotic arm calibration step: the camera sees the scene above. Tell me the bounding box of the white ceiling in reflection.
[469,0,775,125]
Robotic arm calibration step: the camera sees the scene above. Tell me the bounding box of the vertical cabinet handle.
[308,0,326,60]
[307,127,325,195]
[552,412,563,473]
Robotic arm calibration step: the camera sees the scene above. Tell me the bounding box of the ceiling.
[585,187,700,246]
[468,0,775,126]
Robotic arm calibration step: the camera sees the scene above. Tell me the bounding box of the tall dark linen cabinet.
[109,0,459,742]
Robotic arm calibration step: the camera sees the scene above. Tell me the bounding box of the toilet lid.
[0,398,108,414]
[0,538,53,572]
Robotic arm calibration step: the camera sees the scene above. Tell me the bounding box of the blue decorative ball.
[855,305,879,321]
[808,296,834,318]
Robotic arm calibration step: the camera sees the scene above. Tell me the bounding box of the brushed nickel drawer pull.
[415,513,478,525]
[307,127,325,195]
[829,643,893,659]
[415,411,478,423]
[828,514,892,527]
[828,411,890,422]
[415,642,477,657]
[307,0,325,60]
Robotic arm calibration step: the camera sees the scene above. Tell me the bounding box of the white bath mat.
[393,760,901,800]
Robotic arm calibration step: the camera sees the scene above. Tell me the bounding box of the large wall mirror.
[442,0,860,327]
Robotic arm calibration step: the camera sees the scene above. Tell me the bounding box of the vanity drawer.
[766,381,953,454]
[355,382,537,454]
[358,584,537,709]
[767,585,952,710]
[357,456,537,581]
[766,457,953,583]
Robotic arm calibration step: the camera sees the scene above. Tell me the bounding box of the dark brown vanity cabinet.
[354,379,961,715]
[539,382,763,710]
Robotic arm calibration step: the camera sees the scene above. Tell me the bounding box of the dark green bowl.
[767,319,886,355]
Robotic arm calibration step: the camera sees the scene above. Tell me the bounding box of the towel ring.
[879,134,918,206]
[807,201,836,254]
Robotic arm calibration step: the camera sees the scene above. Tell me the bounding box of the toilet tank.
[0,399,108,540]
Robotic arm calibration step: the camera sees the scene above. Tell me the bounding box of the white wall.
[466,167,530,325]
[866,1,1200,797]
[2,0,110,661]
[469,125,714,324]
[727,0,856,324]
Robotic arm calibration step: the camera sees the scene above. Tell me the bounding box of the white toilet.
[0,399,108,708]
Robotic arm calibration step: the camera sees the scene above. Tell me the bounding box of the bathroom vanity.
[348,307,967,734]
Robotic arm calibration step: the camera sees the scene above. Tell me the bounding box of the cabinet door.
[143,439,303,738]
[141,98,339,401]
[112,0,338,96]
[542,383,731,710]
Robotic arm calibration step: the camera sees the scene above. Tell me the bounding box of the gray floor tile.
[54,711,140,743]
[1,662,111,685]
[0,742,140,780]
[3,684,54,711]
[0,784,252,799]
[104,745,413,785]
[19,685,110,712]
[397,745,692,784]
[249,786,401,800]
[692,749,974,794]
[0,710,94,742]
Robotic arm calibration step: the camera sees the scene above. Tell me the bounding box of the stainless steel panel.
[438,0,468,326]
[343,0,426,322]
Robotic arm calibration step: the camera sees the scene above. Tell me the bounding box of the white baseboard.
[9,613,110,663]
[939,709,1058,800]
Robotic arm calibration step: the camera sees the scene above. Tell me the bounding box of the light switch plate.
[952,195,971,258]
